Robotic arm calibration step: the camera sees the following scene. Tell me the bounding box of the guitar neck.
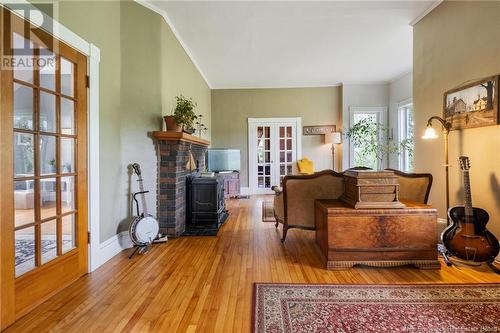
[463,170,473,217]
[138,177,148,216]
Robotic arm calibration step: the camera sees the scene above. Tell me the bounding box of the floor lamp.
[325,132,342,172]
[422,116,452,224]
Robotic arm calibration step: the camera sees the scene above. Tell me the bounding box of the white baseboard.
[240,187,251,195]
[94,231,133,270]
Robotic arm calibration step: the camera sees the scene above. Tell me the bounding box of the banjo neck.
[132,163,149,216]
[137,175,148,216]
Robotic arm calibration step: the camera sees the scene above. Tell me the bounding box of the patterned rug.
[253,283,500,333]
[262,200,275,222]
[15,239,71,266]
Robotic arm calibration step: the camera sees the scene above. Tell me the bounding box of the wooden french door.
[0,9,88,328]
[248,118,301,194]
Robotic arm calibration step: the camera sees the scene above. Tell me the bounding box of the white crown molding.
[341,81,390,86]
[409,0,443,26]
[135,0,212,89]
[388,70,412,84]
[212,83,342,90]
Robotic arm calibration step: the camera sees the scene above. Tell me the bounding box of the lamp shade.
[422,126,439,139]
[325,132,342,144]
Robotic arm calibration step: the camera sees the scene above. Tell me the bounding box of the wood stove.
[186,176,228,235]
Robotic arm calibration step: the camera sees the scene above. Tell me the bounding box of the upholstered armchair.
[273,170,344,242]
[385,169,433,204]
[385,169,447,242]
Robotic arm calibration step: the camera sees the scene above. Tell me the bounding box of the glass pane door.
[13,39,78,277]
[1,9,88,327]
[256,126,273,191]
[249,119,300,194]
[277,125,295,186]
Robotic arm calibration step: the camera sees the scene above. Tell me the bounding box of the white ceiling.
[144,1,439,89]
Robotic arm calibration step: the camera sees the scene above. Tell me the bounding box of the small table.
[315,199,440,270]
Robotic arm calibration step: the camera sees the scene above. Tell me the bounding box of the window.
[398,103,414,171]
[348,107,387,170]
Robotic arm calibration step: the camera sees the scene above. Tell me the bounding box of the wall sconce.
[325,132,342,172]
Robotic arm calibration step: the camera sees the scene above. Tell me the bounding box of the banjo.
[129,163,160,250]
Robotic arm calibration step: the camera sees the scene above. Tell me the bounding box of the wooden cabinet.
[218,172,240,198]
[315,199,440,270]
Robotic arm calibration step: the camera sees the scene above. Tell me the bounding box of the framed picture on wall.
[443,75,499,130]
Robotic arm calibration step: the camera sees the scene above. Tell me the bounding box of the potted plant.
[164,114,182,132]
[346,117,410,170]
[164,95,198,132]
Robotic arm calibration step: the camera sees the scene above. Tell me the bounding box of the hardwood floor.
[5,195,500,332]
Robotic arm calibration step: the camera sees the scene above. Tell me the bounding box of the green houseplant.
[164,95,199,133]
[346,117,412,170]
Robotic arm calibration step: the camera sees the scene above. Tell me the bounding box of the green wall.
[161,23,211,139]
[211,87,341,187]
[36,0,211,241]
[413,1,500,237]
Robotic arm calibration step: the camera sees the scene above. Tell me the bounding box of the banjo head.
[131,215,159,245]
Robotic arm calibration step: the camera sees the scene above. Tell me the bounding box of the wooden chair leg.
[273,214,280,228]
[281,226,288,243]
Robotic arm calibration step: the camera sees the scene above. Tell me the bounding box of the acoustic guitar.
[442,156,499,263]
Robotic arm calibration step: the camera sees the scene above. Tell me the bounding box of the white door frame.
[346,106,387,170]
[248,117,302,195]
[2,1,102,272]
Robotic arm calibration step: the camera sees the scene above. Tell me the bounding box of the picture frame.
[443,75,499,130]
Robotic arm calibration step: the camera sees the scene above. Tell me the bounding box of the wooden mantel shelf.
[151,131,210,146]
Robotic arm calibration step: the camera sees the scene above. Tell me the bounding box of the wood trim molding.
[385,168,433,204]
[151,131,210,146]
[326,260,441,270]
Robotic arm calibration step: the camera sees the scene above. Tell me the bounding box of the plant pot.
[164,116,182,132]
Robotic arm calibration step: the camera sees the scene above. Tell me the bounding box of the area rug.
[262,200,276,222]
[252,283,500,333]
[15,239,71,266]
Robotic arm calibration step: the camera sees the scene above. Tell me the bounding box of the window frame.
[398,100,414,171]
[348,106,388,170]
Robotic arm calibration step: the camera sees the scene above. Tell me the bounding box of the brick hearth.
[153,132,210,237]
